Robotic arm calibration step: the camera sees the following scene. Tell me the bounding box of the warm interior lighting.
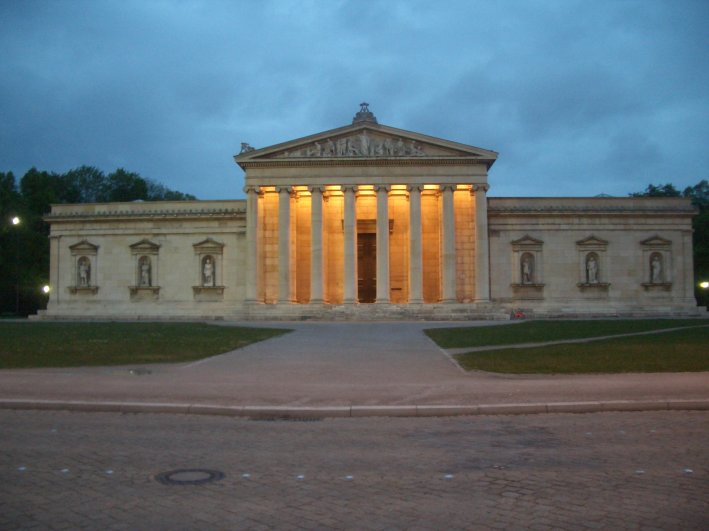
[423,185,439,190]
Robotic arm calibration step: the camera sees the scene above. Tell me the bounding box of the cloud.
[1,0,707,199]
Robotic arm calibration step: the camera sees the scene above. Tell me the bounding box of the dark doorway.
[357,233,376,303]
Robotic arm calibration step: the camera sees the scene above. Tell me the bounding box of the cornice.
[239,157,489,169]
[45,207,245,222]
[488,205,696,215]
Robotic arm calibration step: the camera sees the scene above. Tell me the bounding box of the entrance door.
[357,233,376,303]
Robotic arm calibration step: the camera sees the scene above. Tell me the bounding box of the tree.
[1,165,195,316]
[61,166,106,203]
[105,168,149,202]
[629,183,681,197]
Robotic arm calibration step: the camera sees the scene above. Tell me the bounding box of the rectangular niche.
[576,235,610,294]
[128,239,161,300]
[192,238,226,301]
[640,235,672,292]
[510,235,544,299]
[68,240,100,295]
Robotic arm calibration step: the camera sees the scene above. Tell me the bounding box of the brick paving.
[1,409,707,529]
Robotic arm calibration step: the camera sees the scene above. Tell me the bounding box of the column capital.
[308,185,325,194]
[341,185,357,194]
[473,183,490,193]
[275,185,293,195]
[374,184,391,193]
[243,185,260,195]
[406,184,423,193]
[440,184,456,193]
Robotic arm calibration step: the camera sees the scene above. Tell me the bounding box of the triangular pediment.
[193,238,225,252]
[511,234,544,246]
[129,239,161,252]
[235,122,497,167]
[576,235,609,247]
[69,239,99,253]
[640,235,672,247]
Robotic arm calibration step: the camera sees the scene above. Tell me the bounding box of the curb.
[1,398,708,418]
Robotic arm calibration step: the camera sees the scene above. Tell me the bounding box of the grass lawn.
[0,322,290,369]
[453,326,709,374]
[425,319,708,349]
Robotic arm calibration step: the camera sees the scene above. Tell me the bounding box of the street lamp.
[700,281,709,290]
[42,285,51,294]
[11,216,21,315]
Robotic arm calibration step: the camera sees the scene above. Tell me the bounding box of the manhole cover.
[155,468,224,485]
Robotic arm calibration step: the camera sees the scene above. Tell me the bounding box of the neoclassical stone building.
[43,105,699,319]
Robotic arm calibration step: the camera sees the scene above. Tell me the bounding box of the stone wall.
[488,197,697,315]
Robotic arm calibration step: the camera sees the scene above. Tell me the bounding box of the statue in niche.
[202,256,214,287]
[651,254,663,283]
[139,256,151,287]
[78,257,91,287]
[586,254,599,284]
[521,254,534,284]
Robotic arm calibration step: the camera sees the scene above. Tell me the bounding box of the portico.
[237,104,496,307]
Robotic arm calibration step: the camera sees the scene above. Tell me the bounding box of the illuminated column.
[309,186,324,303]
[441,184,456,302]
[375,185,390,303]
[343,185,357,304]
[277,186,293,303]
[473,184,490,302]
[245,185,259,303]
[408,185,423,303]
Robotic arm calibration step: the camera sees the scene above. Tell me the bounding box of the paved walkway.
[1,321,708,416]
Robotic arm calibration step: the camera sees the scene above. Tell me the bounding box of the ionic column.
[375,185,390,303]
[408,185,423,303]
[309,186,324,303]
[441,184,456,303]
[277,186,293,303]
[343,185,357,304]
[244,185,259,303]
[473,184,491,302]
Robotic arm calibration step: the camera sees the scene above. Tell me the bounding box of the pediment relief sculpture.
[274,131,433,159]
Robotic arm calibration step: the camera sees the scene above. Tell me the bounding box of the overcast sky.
[1,0,707,200]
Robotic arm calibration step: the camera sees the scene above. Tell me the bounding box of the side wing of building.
[44,200,247,319]
[488,196,697,316]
